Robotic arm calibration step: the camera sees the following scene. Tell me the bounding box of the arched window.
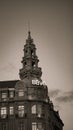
[32,62,36,67]
[31,104,42,116]
[31,50,34,55]
[37,104,42,117]
[31,105,36,114]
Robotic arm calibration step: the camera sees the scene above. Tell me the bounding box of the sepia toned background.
[0,0,73,130]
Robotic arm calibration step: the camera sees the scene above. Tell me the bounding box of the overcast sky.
[0,0,73,130]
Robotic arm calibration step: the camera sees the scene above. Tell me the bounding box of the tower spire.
[19,31,42,80]
[26,29,33,44]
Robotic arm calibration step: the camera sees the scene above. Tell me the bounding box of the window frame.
[31,104,42,117]
[18,105,24,117]
[1,92,7,100]
[18,90,24,97]
[31,105,37,114]
[32,122,43,130]
[0,107,7,118]
[9,91,14,98]
[9,106,14,115]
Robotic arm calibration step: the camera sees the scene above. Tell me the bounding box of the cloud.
[56,91,73,103]
[48,89,73,105]
[48,89,60,98]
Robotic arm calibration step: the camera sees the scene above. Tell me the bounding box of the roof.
[0,80,19,88]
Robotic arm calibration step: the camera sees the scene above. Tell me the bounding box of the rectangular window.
[18,90,24,97]
[10,91,14,98]
[19,123,25,130]
[1,107,7,118]
[18,105,24,117]
[32,122,37,130]
[2,92,7,100]
[32,122,43,130]
[9,106,14,115]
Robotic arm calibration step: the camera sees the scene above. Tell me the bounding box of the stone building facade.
[0,32,64,130]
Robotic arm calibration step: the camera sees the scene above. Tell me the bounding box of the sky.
[0,0,73,130]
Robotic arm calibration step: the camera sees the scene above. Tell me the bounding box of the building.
[0,31,64,130]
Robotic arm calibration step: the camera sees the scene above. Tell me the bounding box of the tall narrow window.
[9,106,14,115]
[10,91,14,98]
[18,105,24,117]
[31,50,34,56]
[37,104,42,117]
[32,62,36,67]
[31,105,36,114]
[1,107,7,118]
[32,122,37,130]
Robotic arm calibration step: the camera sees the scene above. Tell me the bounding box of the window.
[18,90,24,97]
[18,105,24,117]
[24,61,27,66]
[9,106,14,115]
[37,105,42,117]
[19,122,25,130]
[1,107,7,118]
[1,123,6,130]
[32,122,37,130]
[32,105,36,114]
[31,104,42,117]
[28,95,33,100]
[2,92,7,100]
[32,62,36,67]
[10,91,14,98]
[37,123,43,130]
[31,50,34,55]
[32,122,43,130]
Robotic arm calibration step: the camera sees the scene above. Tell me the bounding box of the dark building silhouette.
[0,32,64,130]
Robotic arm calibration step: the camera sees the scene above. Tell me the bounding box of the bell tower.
[19,31,42,80]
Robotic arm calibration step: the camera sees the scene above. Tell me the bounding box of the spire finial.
[28,21,30,32]
[28,30,31,39]
[28,21,31,39]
